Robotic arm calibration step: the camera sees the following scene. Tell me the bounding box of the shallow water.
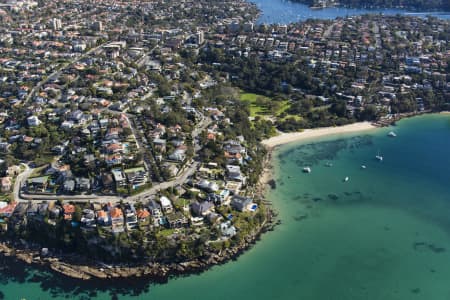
[2,114,450,300]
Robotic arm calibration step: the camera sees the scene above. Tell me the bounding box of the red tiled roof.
[110,207,123,218]
[63,204,76,214]
[136,209,150,219]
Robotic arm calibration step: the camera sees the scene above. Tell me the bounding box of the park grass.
[240,92,270,117]
[240,92,290,117]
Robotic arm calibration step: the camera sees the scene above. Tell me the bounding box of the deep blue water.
[250,0,450,23]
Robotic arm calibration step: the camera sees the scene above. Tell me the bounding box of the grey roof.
[191,201,214,216]
[231,195,252,211]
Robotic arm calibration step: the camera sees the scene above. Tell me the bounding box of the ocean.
[2,114,450,299]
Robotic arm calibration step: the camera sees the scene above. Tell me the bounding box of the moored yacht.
[388,131,397,137]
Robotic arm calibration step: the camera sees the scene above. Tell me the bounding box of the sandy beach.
[261,122,377,148]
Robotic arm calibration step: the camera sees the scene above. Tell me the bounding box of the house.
[148,199,162,225]
[84,154,95,166]
[96,209,111,226]
[1,177,11,192]
[136,208,150,224]
[207,193,222,204]
[160,196,173,213]
[0,142,10,153]
[220,221,237,237]
[11,202,27,219]
[224,151,243,164]
[0,201,16,218]
[223,140,246,164]
[105,154,122,166]
[231,195,253,212]
[226,165,246,183]
[48,205,62,223]
[223,140,246,156]
[166,211,188,228]
[76,177,91,191]
[110,206,124,233]
[148,199,162,217]
[81,209,96,229]
[27,115,41,126]
[63,204,76,220]
[63,178,76,193]
[124,167,147,189]
[153,138,167,152]
[106,143,123,154]
[111,169,126,187]
[162,163,179,177]
[101,173,114,189]
[191,201,214,217]
[207,212,223,224]
[27,176,48,192]
[26,203,39,218]
[168,149,186,162]
[6,165,20,176]
[124,203,138,230]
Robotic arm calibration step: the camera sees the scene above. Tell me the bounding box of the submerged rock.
[328,194,339,201]
[268,179,277,190]
[293,214,308,222]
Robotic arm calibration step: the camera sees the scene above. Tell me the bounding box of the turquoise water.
[2,114,450,299]
[250,0,450,23]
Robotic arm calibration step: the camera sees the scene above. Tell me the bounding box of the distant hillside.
[296,0,450,10]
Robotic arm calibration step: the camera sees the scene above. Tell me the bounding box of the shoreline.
[0,208,278,281]
[261,121,377,148]
[1,114,445,282]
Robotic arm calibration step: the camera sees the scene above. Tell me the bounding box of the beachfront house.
[166,211,188,228]
[231,195,253,212]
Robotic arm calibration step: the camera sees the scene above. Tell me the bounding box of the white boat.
[388,131,397,137]
[344,176,349,182]
[376,150,383,161]
[303,167,311,173]
[361,165,366,169]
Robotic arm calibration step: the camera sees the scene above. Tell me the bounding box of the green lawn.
[240,93,269,117]
[240,92,290,118]
[158,228,176,237]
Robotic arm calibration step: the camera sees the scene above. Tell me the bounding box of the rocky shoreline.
[0,147,280,281]
[0,212,278,281]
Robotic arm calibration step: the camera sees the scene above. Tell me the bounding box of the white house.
[27,116,41,126]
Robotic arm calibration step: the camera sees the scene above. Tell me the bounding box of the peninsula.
[0,0,448,281]
[291,0,450,10]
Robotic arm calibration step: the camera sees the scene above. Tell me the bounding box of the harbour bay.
[0,0,449,297]
[251,0,450,24]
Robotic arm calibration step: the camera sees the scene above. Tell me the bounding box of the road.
[14,114,212,204]
[13,164,32,202]
[24,43,106,104]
